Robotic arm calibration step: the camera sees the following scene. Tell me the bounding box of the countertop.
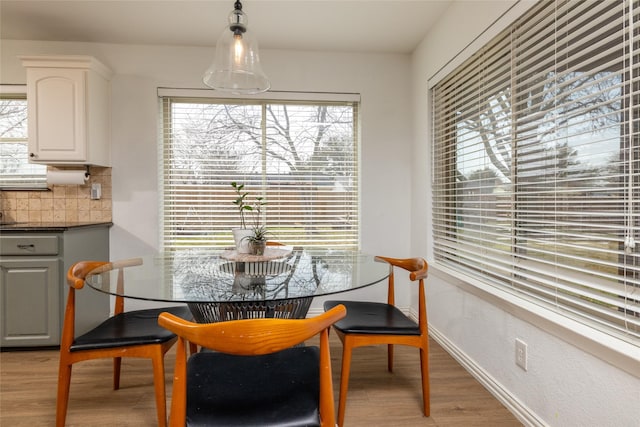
[0,221,113,232]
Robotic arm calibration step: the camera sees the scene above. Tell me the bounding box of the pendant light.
[203,0,270,94]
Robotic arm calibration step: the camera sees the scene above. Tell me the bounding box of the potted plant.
[231,182,266,253]
[242,225,270,255]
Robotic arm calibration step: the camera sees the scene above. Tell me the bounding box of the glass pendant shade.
[203,2,270,95]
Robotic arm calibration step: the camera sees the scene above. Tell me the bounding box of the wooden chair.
[158,304,347,427]
[57,260,194,427]
[323,256,430,426]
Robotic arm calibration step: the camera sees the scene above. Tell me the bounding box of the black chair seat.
[71,306,192,351]
[186,346,321,427]
[324,300,420,335]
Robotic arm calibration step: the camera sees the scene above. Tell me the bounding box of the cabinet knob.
[29,153,37,158]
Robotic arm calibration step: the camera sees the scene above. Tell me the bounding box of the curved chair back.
[57,260,192,427]
[324,256,430,426]
[159,304,347,427]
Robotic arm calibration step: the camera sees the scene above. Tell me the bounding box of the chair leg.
[56,361,72,427]
[113,357,122,390]
[189,341,198,355]
[420,347,430,417]
[151,351,168,427]
[387,344,394,372]
[337,338,354,427]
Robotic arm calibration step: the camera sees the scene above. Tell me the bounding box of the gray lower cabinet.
[0,225,110,348]
[1,258,60,346]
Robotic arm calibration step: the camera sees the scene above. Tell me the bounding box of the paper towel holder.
[46,165,92,186]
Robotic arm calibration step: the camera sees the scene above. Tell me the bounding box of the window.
[0,87,47,189]
[432,0,639,342]
[160,92,360,250]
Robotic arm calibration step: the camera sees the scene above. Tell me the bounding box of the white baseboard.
[428,325,546,427]
[310,305,545,426]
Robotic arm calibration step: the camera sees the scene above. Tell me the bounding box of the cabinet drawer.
[0,235,59,256]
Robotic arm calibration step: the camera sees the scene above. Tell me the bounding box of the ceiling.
[0,0,453,54]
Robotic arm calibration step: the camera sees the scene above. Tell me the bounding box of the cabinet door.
[27,68,87,162]
[0,259,60,347]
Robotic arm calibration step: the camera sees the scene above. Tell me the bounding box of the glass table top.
[84,247,390,304]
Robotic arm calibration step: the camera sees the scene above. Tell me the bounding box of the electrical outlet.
[515,338,528,371]
[91,183,102,200]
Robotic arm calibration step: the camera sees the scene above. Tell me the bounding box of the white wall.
[6,2,638,424]
[412,2,640,427]
[0,39,415,312]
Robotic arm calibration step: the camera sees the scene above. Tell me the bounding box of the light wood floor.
[1,335,522,426]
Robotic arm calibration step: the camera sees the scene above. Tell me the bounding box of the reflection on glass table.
[85,247,389,322]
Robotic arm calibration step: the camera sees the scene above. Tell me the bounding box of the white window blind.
[0,89,47,189]
[432,0,639,342]
[160,95,359,250]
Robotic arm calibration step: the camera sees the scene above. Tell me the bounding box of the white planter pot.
[232,228,253,253]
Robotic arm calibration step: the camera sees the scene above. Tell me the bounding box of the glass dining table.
[84,246,390,323]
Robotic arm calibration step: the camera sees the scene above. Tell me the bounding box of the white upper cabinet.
[20,55,113,166]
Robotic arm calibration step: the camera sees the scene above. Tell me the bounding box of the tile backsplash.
[1,167,112,223]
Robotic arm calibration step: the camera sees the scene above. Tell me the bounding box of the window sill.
[430,263,640,378]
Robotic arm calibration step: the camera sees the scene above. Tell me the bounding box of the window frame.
[429,0,639,372]
[0,85,47,190]
[158,88,361,251]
